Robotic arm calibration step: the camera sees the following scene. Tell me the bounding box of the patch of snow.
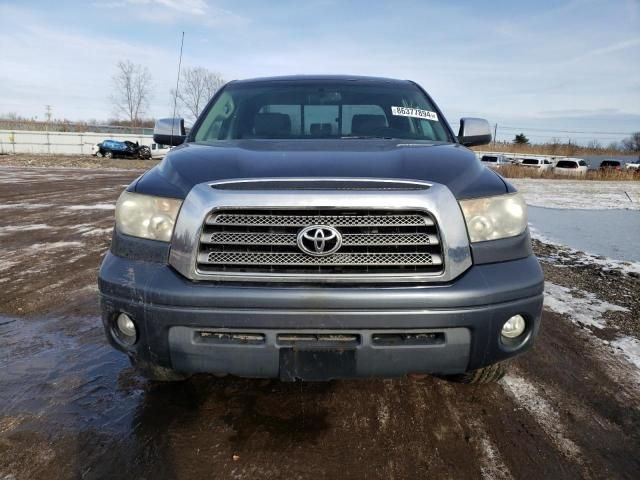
[544,282,628,329]
[0,259,19,273]
[0,224,53,236]
[611,337,640,370]
[25,241,83,251]
[544,281,640,383]
[80,227,113,236]
[501,374,583,461]
[65,203,115,211]
[467,417,513,480]
[377,398,390,430]
[511,178,640,210]
[0,203,54,210]
[478,435,512,480]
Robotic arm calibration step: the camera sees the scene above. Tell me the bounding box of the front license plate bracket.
[279,348,357,381]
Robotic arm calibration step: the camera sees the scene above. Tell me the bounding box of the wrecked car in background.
[95,139,151,159]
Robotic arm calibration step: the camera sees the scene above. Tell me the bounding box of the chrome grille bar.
[207,213,432,227]
[200,232,439,246]
[198,251,442,266]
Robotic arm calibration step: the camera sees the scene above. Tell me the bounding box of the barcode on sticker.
[391,106,438,122]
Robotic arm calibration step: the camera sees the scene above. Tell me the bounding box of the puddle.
[0,314,141,435]
[528,206,640,262]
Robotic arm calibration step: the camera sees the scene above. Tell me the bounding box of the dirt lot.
[1,163,639,479]
[0,153,159,170]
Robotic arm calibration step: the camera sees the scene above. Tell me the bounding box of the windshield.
[557,161,577,168]
[193,82,452,142]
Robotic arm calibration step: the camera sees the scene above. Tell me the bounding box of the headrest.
[351,114,387,135]
[253,112,291,137]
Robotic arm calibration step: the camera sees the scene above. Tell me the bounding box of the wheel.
[130,357,189,382]
[104,151,113,159]
[139,146,151,159]
[439,362,507,384]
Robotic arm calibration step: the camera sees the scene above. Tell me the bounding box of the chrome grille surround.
[169,178,473,283]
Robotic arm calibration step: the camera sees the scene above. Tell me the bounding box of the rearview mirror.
[153,118,186,146]
[458,118,492,147]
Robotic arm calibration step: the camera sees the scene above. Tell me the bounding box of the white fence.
[0,130,154,155]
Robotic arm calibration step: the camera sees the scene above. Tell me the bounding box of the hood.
[133,139,507,199]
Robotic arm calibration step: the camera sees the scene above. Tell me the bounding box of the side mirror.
[458,118,492,147]
[153,118,186,146]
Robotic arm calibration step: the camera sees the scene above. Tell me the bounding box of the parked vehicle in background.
[97,140,152,159]
[599,160,621,170]
[480,154,512,168]
[99,75,543,385]
[91,143,100,156]
[625,158,640,170]
[518,158,552,172]
[150,143,171,159]
[554,159,588,175]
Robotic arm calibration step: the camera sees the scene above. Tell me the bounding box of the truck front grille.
[197,209,443,276]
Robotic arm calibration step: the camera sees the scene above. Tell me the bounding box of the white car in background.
[518,158,553,172]
[625,158,640,170]
[150,143,172,159]
[480,154,512,168]
[554,158,588,175]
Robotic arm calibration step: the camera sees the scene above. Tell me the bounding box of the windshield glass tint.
[193,82,451,142]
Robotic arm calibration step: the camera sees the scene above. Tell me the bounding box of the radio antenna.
[170,31,185,145]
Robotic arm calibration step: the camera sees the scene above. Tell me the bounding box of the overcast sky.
[1,0,639,143]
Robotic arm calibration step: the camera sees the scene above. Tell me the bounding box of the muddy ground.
[0,153,159,170]
[0,164,639,479]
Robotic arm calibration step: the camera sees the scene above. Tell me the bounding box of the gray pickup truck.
[98,75,543,383]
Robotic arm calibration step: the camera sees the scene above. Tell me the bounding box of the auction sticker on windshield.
[391,106,438,122]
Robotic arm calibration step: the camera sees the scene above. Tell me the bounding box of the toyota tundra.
[98,75,544,383]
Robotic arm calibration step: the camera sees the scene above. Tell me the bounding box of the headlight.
[459,193,527,242]
[115,191,182,242]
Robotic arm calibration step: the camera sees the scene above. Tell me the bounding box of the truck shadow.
[131,374,333,445]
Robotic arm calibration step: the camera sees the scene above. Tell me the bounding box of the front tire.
[104,151,113,159]
[440,362,506,384]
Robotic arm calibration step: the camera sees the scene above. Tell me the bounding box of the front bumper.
[99,252,543,380]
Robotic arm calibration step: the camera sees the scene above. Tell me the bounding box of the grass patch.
[496,165,640,181]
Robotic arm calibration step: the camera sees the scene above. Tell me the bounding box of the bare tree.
[586,139,601,151]
[111,60,152,126]
[621,132,640,153]
[172,67,225,120]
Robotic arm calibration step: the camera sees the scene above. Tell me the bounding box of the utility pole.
[45,105,52,131]
[493,123,498,146]
[45,105,52,155]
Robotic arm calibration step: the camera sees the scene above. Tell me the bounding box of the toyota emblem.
[297,225,342,257]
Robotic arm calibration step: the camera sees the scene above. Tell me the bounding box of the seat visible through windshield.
[193,82,452,142]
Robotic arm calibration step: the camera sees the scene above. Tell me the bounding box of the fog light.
[501,314,526,339]
[116,313,137,338]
